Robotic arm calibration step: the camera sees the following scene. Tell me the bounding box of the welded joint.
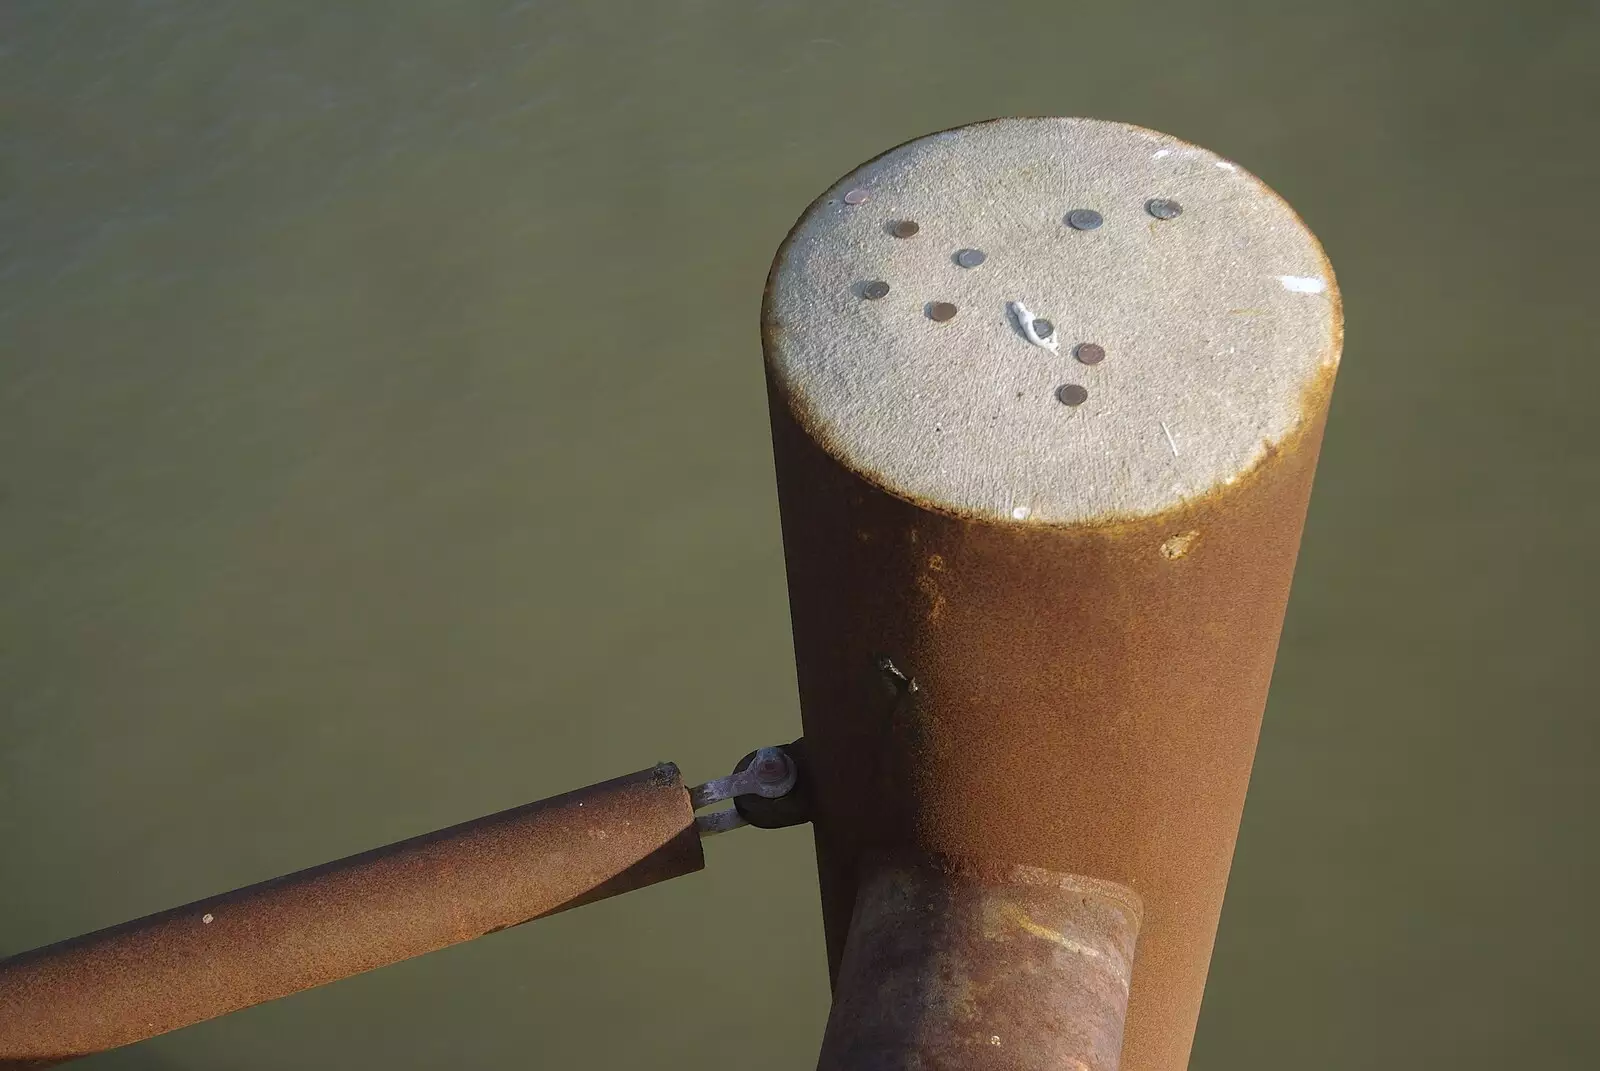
[690,746,797,837]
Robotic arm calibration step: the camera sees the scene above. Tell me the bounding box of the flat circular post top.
[762,117,1342,527]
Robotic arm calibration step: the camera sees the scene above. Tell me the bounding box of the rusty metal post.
[0,764,702,1065]
[762,118,1341,1071]
[817,861,1142,1071]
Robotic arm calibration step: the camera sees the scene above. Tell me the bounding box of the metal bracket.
[689,745,801,836]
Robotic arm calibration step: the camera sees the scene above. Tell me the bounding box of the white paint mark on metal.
[202,914,214,924]
[1216,160,1239,171]
[1152,148,1172,159]
[1277,275,1327,294]
[1011,505,1031,521]
[1160,421,1179,458]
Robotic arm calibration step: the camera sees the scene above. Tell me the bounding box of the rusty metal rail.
[817,860,1142,1071]
[0,764,703,1066]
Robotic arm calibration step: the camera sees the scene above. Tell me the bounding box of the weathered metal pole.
[762,117,1341,1071]
[0,765,703,1065]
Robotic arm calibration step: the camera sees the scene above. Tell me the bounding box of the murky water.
[3,2,1594,1068]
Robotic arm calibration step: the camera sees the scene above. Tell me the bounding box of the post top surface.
[762,117,1341,526]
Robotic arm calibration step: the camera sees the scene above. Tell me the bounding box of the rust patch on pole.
[0,764,701,1066]
[762,118,1341,1071]
[817,860,1142,1071]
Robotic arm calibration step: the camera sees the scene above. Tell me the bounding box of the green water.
[2,2,1595,1068]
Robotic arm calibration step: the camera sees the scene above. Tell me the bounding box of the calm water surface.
[3,2,1595,1068]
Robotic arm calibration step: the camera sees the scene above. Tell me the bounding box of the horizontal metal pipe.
[817,859,1142,1071]
[0,763,702,1066]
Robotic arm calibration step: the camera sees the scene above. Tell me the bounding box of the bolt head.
[750,748,791,786]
